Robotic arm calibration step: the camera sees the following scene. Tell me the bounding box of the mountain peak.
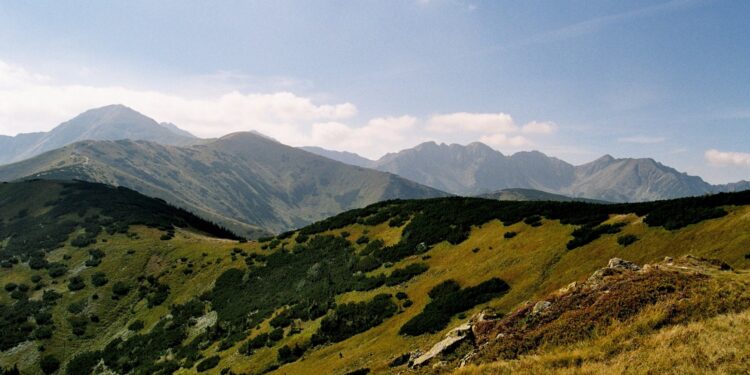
[0,105,199,164]
[597,154,616,163]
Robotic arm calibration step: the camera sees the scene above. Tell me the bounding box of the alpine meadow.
[1,2,749,375]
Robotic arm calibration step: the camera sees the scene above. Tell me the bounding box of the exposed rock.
[556,281,579,295]
[449,323,473,337]
[587,258,642,288]
[411,335,467,367]
[531,300,552,316]
[607,257,641,271]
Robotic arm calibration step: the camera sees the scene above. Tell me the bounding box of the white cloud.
[521,121,557,134]
[479,133,531,148]
[705,149,750,167]
[427,112,517,134]
[0,59,356,140]
[618,135,666,144]
[424,112,556,151]
[309,116,420,159]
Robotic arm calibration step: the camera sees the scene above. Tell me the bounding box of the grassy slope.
[270,206,750,375]
[1,192,750,374]
[0,226,251,373]
[455,260,750,375]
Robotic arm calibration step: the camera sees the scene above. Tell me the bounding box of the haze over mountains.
[303,141,750,202]
[0,105,199,165]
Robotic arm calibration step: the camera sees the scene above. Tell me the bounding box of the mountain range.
[1,104,749,237]
[0,106,444,236]
[303,141,750,202]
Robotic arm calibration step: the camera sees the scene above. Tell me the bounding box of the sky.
[0,0,748,183]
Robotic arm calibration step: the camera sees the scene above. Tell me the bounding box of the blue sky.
[0,0,748,183]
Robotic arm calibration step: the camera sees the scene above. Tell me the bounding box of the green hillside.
[1,181,750,374]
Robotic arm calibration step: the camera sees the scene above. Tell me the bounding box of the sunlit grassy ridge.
[454,257,750,375]
[1,183,750,374]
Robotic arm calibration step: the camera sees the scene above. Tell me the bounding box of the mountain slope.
[374,142,535,195]
[300,146,374,168]
[478,188,607,203]
[1,184,750,374]
[0,133,446,235]
[0,105,198,165]
[565,155,713,202]
[334,141,731,202]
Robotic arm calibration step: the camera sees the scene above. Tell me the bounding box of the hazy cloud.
[0,59,356,140]
[705,149,750,167]
[521,121,557,134]
[618,135,666,144]
[310,116,421,159]
[427,112,517,133]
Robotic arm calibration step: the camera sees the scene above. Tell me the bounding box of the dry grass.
[455,305,750,375]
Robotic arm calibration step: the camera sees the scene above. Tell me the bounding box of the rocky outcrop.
[410,323,474,367]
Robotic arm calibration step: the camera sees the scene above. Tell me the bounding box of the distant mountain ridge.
[0,105,198,165]
[300,146,374,168]
[0,132,445,236]
[478,188,608,203]
[303,142,749,202]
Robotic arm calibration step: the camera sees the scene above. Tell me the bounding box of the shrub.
[389,353,411,367]
[112,281,131,296]
[395,292,408,300]
[35,311,53,325]
[65,351,101,375]
[47,263,67,278]
[400,278,509,336]
[67,300,87,314]
[67,276,85,291]
[128,320,145,332]
[10,290,25,300]
[524,215,542,227]
[196,355,220,372]
[277,344,306,365]
[503,231,517,239]
[268,327,284,342]
[68,315,88,336]
[567,222,625,250]
[4,283,17,292]
[353,255,381,273]
[617,234,638,247]
[345,369,371,375]
[356,236,370,245]
[385,263,429,286]
[31,275,42,283]
[311,294,397,345]
[91,272,108,287]
[40,355,60,374]
[42,290,61,304]
[34,326,53,340]
[269,312,293,329]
